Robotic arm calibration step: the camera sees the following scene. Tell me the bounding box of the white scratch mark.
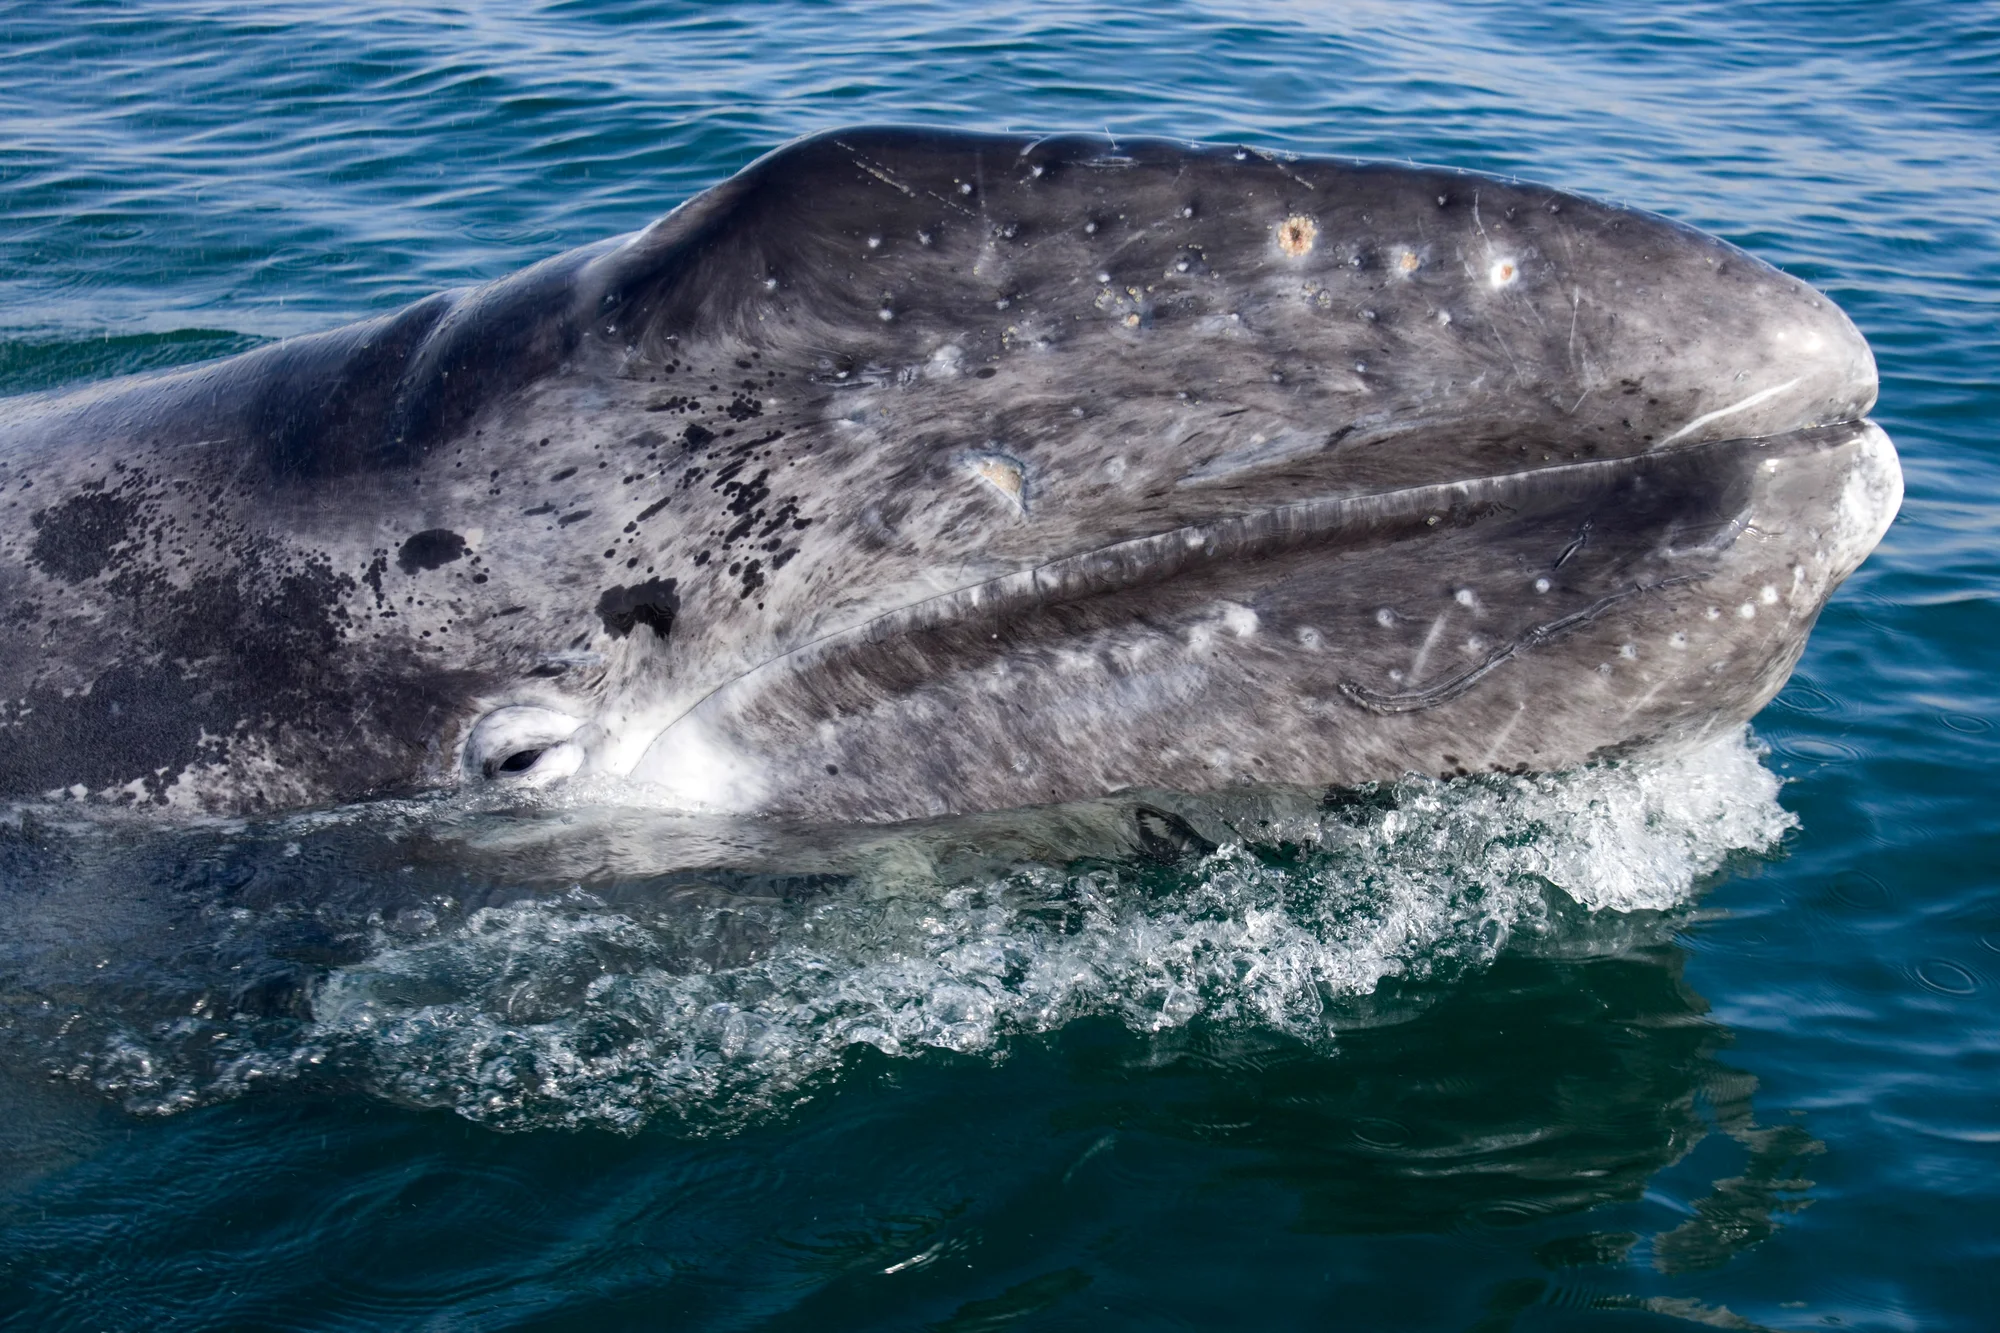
[1409,613,1449,682]
[834,142,914,196]
[1478,702,1527,769]
[1659,377,1804,445]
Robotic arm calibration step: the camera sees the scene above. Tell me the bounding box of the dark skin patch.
[396,528,467,573]
[0,541,440,804]
[596,577,680,640]
[30,487,140,582]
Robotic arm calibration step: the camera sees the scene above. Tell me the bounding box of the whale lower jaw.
[624,420,1900,820]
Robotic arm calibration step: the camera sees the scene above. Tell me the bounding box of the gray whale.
[0,127,1899,817]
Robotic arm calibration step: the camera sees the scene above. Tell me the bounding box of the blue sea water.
[0,1,1997,1328]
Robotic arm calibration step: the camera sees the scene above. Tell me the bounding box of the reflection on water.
[0,929,1818,1325]
[1087,944,1820,1273]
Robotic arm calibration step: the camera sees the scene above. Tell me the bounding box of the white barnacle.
[1221,603,1259,637]
[1669,631,1689,649]
[926,344,964,378]
[877,307,895,322]
[1760,584,1780,604]
[1738,603,1757,619]
[1488,257,1520,288]
[1533,577,1550,594]
[762,277,779,291]
[1705,605,1722,620]
[866,235,881,250]
[957,181,973,195]
[1296,626,1324,650]
[1454,588,1476,607]
[1619,643,1637,659]
[1375,608,1395,627]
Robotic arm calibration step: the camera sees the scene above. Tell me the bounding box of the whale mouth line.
[630,422,1866,767]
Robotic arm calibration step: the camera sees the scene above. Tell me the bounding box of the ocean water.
[1,1,1996,1328]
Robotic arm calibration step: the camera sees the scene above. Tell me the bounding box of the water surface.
[1,2,1996,1328]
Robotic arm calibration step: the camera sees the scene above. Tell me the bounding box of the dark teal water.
[2,2,1997,1328]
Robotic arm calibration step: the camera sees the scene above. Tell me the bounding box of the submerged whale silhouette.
[0,127,1899,816]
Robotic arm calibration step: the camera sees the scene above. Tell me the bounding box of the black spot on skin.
[30,488,139,582]
[682,423,715,451]
[557,510,593,527]
[396,528,467,574]
[596,578,680,640]
[361,552,388,605]
[549,466,578,482]
[635,495,672,523]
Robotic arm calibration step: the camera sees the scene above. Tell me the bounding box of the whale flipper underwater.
[0,127,1899,817]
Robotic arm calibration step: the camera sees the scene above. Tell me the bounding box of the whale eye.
[464,705,584,782]
[487,747,546,779]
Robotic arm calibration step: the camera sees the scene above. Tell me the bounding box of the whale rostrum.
[0,126,1900,817]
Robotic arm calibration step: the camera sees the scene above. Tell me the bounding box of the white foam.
[284,728,1792,1131]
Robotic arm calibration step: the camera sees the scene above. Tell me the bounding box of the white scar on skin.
[1658,377,1803,445]
[1408,613,1449,682]
[1478,701,1528,769]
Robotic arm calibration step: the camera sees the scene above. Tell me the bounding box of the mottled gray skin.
[0,127,1899,817]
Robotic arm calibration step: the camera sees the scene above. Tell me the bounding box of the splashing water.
[13,731,1791,1133]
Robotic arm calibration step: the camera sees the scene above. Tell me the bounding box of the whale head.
[0,128,1897,816]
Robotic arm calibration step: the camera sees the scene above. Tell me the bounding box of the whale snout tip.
[1775,292,1879,423]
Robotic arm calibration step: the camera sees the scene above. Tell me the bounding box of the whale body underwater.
[0,127,1900,819]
